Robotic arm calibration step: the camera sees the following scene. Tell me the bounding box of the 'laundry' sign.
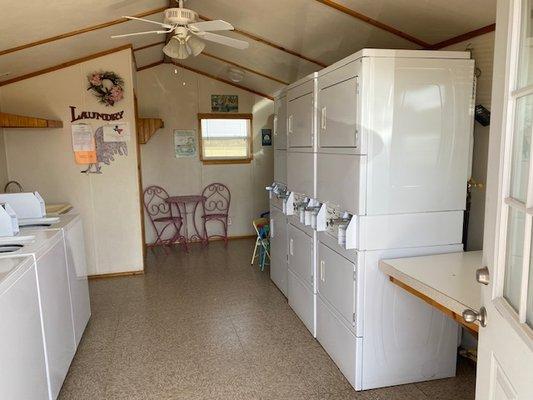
[69,106,124,122]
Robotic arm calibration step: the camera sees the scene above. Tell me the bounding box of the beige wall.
[444,32,495,251]
[137,64,274,244]
[0,49,143,275]
[0,129,7,189]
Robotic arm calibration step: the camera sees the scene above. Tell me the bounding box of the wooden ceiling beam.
[426,23,496,50]
[313,0,430,48]
[168,61,274,100]
[0,44,133,87]
[197,14,327,68]
[0,6,167,57]
[134,41,166,52]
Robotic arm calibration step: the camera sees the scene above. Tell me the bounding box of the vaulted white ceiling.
[0,0,496,97]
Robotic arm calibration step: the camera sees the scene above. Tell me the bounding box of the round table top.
[166,195,206,203]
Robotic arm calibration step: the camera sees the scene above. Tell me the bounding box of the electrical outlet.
[228,217,232,226]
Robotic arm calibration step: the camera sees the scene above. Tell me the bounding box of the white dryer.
[20,213,91,346]
[0,231,76,400]
[0,255,49,400]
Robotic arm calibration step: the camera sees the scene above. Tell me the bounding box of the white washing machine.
[268,184,289,297]
[0,230,76,400]
[20,213,91,347]
[315,208,463,390]
[0,255,49,400]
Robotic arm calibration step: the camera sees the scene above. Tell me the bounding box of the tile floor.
[59,239,476,400]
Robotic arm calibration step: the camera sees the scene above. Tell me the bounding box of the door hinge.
[353,270,357,281]
[355,75,360,94]
[352,312,356,323]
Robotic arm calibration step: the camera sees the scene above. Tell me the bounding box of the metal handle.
[288,115,293,134]
[462,306,487,327]
[320,260,325,282]
[273,116,278,137]
[321,106,327,131]
[289,238,294,256]
[270,219,274,238]
[476,266,490,285]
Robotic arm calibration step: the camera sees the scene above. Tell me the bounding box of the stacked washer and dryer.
[268,87,290,297]
[267,49,475,390]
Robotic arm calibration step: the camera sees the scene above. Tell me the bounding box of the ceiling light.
[163,35,205,60]
[228,67,245,83]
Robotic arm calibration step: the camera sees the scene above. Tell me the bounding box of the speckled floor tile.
[59,239,476,400]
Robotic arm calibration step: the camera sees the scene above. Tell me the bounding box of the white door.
[476,0,533,398]
[288,93,314,148]
[274,95,287,150]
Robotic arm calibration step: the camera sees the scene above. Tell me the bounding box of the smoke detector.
[228,68,245,83]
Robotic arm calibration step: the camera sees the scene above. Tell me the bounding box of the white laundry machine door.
[0,258,49,400]
[64,217,91,346]
[287,223,313,287]
[36,237,76,400]
[270,207,288,296]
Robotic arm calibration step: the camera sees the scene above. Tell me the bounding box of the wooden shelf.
[0,112,63,128]
[137,117,164,144]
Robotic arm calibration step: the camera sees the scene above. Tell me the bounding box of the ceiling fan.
[111,0,249,60]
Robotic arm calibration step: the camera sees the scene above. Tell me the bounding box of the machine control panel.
[319,203,357,250]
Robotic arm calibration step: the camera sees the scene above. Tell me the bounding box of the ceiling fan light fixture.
[163,37,181,58]
[187,35,206,57]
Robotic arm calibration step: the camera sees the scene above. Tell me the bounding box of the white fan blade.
[188,20,234,32]
[123,16,173,29]
[198,32,249,50]
[111,30,169,38]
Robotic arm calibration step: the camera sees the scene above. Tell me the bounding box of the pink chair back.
[144,185,172,219]
[202,183,231,216]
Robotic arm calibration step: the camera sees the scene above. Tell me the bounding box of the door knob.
[462,306,487,327]
[476,266,490,285]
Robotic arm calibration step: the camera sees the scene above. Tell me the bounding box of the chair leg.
[251,237,259,265]
[223,219,228,247]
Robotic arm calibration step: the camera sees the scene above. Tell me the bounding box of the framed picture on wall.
[174,130,197,158]
[211,95,238,112]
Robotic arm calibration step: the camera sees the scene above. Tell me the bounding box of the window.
[198,113,253,164]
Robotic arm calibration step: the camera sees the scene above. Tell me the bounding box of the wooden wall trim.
[313,0,430,48]
[427,23,496,50]
[0,7,167,57]
[198,14,327,68]
[201,52,289,85]
[0,44,133,87]
[169,61,274,100]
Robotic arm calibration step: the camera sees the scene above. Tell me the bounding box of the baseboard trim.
[146,234,256,247]
[88,270,145,280]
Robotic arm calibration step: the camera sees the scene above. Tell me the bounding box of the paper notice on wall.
[71,124,97,164]
[103,122,130,142]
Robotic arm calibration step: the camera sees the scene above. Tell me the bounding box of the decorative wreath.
[87,71,125,107]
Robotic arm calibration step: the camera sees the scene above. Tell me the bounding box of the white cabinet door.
[318,242,356,329]
[274,95,287,150]
[288,93,314,148]
[270,207,288,262]
[0,262,49,400]
[475,1,533,398]
[65,218,91,346]
[36,239,76,400]
[288,223,313,287]
[318,78,359,148]
[274,149,287,185]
